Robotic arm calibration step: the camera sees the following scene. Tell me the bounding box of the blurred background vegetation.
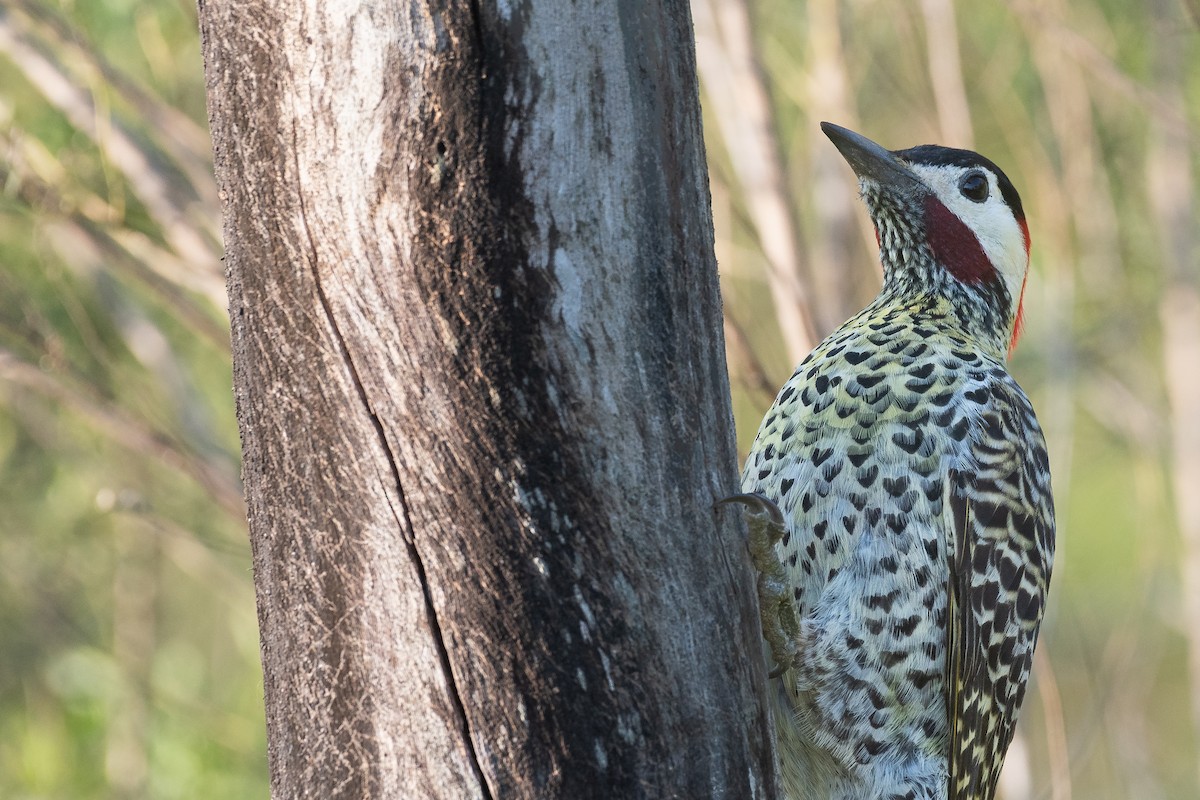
[0,0,1196,797]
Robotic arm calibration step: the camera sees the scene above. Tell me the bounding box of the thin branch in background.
[1077,372,1164,450]
[721,308,779,405]
[52,220,229,345]
[1098,568,1170,800]
[693,0,817,365]
[0,349,243,519]
[1007,0,1192,140]
[1,132,235,481]
[997,731,1032,800]
[802,0,876,332]
[109,506,253,593]
[0,137,229,337]
[1144,0,1200,786]
[1042,581,1171,799]
[710,168,784,405]
[10,0,216,205]
[1011,1,1093,646]
[1185,0,1200,28]
[1034,645,1074,800]
[108,525,156,797]
[919,0,975,147]
[0,5,221,268]
[1025,0,1123,289]
[1161,288,1200,783]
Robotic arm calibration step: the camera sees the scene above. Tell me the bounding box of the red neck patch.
[1007,218,1032,357]
[923,195,996,284]
[1008,272,1027,357]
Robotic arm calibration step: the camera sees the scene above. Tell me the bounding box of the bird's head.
[822,122,1031,360]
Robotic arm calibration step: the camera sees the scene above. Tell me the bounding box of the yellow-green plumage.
[741,125,1054,800]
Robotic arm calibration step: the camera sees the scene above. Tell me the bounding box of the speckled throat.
[861,183,1016,363]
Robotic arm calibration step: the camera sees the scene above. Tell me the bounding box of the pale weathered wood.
[199,1,776,797]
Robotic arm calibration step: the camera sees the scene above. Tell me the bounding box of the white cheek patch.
[909,163,1029,310]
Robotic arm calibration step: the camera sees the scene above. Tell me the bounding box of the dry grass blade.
[0,134,229,338]
[802,0,876,332]
[722,310,778,403]
[1034,645,1073,800]
[1007,0,1191,139]
[0,349,244,519]
[693,0,817,364]
[9,0,217,210]
[1145,5,1200,787]
[1162,288,1200,787]
[0,4,220,270]
[919,0,974,147]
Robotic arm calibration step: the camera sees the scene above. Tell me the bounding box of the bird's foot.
[716,493,803,678]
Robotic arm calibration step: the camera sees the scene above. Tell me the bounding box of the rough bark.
[198,1,775,798]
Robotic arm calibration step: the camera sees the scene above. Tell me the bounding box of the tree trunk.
[198,1,776,798]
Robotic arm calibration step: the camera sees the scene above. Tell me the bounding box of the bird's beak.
[821,122,922,193]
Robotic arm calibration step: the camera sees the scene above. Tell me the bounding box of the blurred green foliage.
[0,1,260,797]
[1,0,1198,798]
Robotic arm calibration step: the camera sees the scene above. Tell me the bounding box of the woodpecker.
[732,124,1054,800]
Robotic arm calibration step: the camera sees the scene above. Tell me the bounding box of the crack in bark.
[292,145,495,800]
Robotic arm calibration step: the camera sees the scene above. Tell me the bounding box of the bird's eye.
[959,172,989,203]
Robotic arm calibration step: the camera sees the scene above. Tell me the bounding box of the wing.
[945,379,1054,800]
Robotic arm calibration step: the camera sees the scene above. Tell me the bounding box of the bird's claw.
[717,492,803,677]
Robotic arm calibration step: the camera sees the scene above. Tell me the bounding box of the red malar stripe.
[1008,218,1032,357]
[923,195,996,284]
